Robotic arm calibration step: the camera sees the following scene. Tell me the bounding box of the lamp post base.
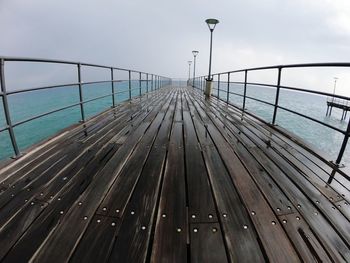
[205,79,213,98]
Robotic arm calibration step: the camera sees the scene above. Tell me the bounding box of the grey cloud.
[1,0,350,94]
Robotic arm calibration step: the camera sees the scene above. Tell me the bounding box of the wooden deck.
[0,86,350,262]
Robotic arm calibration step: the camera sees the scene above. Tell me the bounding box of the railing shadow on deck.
[190,63,350,185]
[0,57,171,160]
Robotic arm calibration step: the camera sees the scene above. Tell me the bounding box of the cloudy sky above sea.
[1,0,350,95]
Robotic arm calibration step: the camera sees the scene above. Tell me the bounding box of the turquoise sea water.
[0,80,149,160]
[0,80,349,167]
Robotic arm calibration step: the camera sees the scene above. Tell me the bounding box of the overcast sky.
[1,0,350,95]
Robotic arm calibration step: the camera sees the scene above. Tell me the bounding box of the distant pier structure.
[326,97,350,120]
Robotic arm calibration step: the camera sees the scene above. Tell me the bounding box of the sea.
[0,80,349,167]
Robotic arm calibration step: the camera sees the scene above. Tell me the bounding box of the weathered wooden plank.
[190,89,350,260]
[0,89,164,186]
[1,91,173,262]
[29,92,173,262]
[192,95,295,216]
[277,213,333,262]
[0,96,150,203]
[1,86,349,263]
[185,95,266,262]
[0,200,47,260]
[150,122,187,263]
[95,95,172,217]
[187,91,300,262]
[199,92,350,213]
[183,109,218,223]
[0,94,165,229]
[249,146,350,261]
[69,215,120,263]
[222,110,350,246]
[0,99,131,183]
[106,92,176,263]
[211,93,350,201]
[1,143,120,262]
[190,223,228,263]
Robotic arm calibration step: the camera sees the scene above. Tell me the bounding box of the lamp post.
[332,77,338,102]
[204,18,219,97]
[188,60,192,85]
[192,50,199,87]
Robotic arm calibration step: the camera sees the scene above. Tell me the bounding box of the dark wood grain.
[183,109,217,223]
[107,94,176,263]
[0,86,349,262]
[150,121,187,263]
[190,223,228,263]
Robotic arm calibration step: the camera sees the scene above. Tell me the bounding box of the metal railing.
[0,56,171,158]
[191,63,350,184]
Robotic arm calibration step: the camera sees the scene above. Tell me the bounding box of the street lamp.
[192,50,199,87]
[205,18,219,97]
[188,60,192,84]
[332,77,338,102]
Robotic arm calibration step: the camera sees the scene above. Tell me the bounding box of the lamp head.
[192,50,199,57]
[188,60,192,65]
[205,18,219,31]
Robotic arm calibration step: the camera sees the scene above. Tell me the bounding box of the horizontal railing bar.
[228,91,245,98]
[225,89,275,107]
[221,89,346,134]
[224,81,350,101]
[246,82,278,89]
[220,88,275,109]
[6,79,151,96]
[12,102,81,127]
[0,126,9,133]
[82,93,114,104]
[211,62,350,75]
[8,83,79,95]
[280,85,350,101]
[11,87,146,128]
[277,105,346,134]
[245,95,275,107]
[1,56,170,77]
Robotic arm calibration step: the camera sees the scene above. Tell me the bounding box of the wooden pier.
[0,86,349,262]
[326,98,350,120]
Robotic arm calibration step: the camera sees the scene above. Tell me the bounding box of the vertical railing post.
[337,123,350,166]
[151,74,154,91]
[128,70,132,100]
[110,68,115,108]
[0,59,20,157]
[146,73,149,93]
[217,74,220,97]
[77,63,85,122]
[226,72,230,103]
[139,72,142,96]
[328,120,350,184]
[243,70,248,112]
[272,67,282,125]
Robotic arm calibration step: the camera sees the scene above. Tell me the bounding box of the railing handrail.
[0,56,169,78]
[0,56,171,159]
[191,62,350,184]
[210,62,350,75]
